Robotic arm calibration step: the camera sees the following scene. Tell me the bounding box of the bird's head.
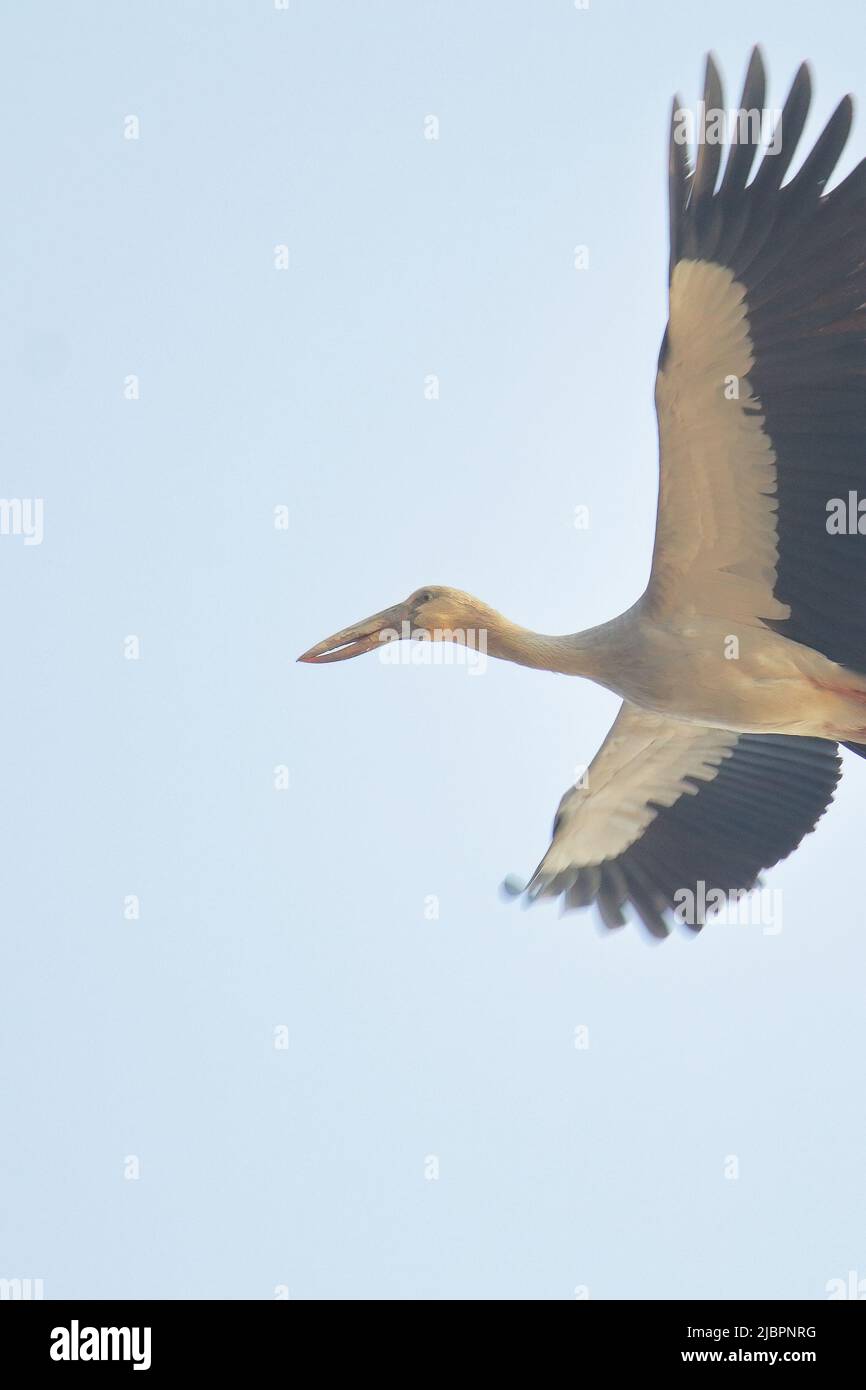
[298,585,492,663]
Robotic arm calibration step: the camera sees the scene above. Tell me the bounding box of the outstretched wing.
[646,48,866,671]
[522,703,840,938]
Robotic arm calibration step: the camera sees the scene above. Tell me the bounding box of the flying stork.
[299,49,866,938]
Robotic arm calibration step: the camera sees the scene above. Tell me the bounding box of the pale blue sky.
[2,0,865,1300]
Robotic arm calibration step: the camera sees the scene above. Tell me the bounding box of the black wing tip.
[664,49,863,281]
[739,45,767,109]
[703,51,722,89]
[503,863,677,942]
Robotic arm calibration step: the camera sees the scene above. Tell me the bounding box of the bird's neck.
[483,615,613,679]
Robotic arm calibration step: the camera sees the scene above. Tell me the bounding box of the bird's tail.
[842,740,866,759]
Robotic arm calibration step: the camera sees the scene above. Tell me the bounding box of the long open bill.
[297,604,406,664]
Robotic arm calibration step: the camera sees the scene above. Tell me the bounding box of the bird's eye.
[416,590,433,604]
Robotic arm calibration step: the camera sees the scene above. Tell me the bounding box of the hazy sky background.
[2,0,865,1300]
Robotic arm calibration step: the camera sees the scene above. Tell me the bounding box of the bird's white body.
[584,608,866,741]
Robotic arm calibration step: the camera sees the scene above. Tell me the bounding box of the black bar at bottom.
[2,1297,862,1373]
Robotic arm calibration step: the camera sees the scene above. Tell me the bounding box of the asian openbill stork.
[299,49,866,938]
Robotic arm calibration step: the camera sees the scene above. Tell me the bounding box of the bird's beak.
[297,603,408,664]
